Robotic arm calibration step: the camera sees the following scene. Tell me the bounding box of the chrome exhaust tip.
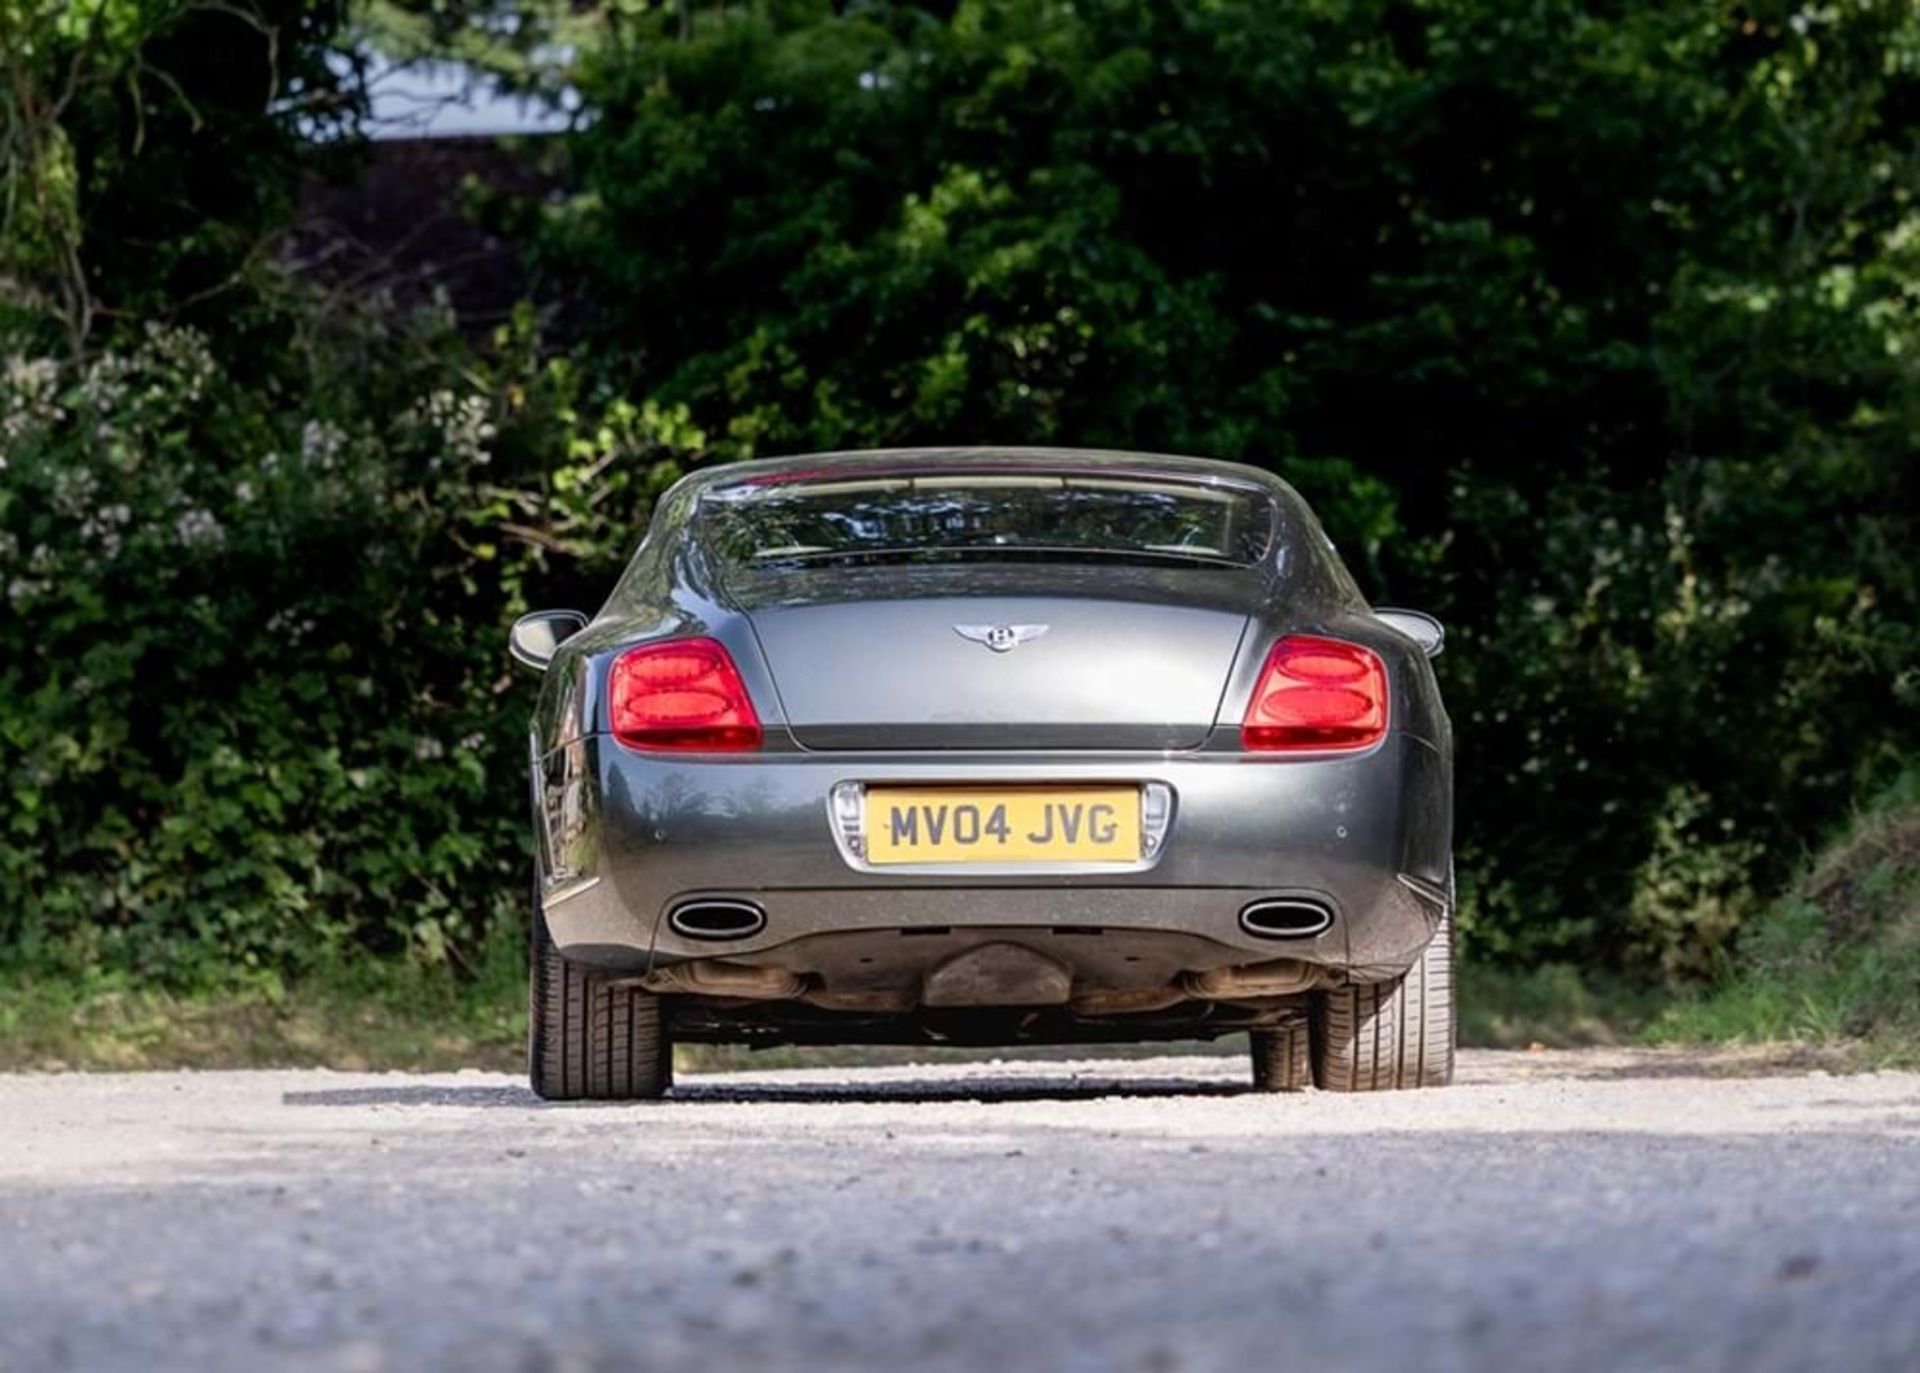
[667,899,766,941]
[1239,898,1334,940]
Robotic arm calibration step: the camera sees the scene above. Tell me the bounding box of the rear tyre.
[1248,1018,1311,1092]
[1310,898,1455,1092]
[528,899,672,1101]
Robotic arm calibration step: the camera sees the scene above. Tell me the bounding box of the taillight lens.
[608,638,762,752]
[1241,636,1389,752]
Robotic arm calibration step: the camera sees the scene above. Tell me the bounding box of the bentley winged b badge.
[953,623,1050,653]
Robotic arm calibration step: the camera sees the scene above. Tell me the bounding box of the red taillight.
[609,638,762,752]
[1240,636,1389,752]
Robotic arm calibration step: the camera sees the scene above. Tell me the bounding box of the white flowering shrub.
[0,316,671,982]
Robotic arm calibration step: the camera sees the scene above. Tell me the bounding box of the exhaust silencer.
[1185,959,1319,999]
[644,959,801,1000]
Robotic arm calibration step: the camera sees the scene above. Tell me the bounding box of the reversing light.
[609,638,762,752]
[1240,635,1389,752]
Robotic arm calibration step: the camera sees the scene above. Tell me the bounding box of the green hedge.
[541,0,1919,976]
[2,0,1915,987]
[0,304,703,982]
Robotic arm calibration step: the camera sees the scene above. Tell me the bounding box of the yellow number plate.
[865,786,1142,866]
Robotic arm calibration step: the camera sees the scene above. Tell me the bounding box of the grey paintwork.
[520,448,1452,1044]
[748,570,1251,750]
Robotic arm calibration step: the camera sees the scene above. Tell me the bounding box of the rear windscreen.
[696,472,1277,569]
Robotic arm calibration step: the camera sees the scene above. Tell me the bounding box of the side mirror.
[509,610,589,672]
[1374,607,1445,658]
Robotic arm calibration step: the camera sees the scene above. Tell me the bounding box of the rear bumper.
[535,732,1450,982]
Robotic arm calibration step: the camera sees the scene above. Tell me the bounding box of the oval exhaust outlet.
[1239,899,1334,940]
[668,900,766,941]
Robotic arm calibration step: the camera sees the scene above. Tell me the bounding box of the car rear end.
[523,450,1453,1096]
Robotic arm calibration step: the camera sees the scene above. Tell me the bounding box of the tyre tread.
[528,903,670,1101]
[1249,1020,1311,1092]
[1310,897,1455,1092]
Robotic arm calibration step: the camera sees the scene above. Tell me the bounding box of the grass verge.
[0,956,1659,1073]
[0,928,529,1074]
[1645,771,1918,1069]
[1458,962,1666,1049]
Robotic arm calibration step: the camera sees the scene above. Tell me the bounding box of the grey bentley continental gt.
[510,448,1454,1099]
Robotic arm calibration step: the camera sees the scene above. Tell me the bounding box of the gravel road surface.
[2,1049,1916,1373]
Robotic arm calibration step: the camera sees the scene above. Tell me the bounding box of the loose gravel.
[1,1049,1916,1372]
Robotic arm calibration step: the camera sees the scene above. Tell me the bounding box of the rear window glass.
[696,472,1277,569]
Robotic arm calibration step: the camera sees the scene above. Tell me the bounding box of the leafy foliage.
[1,0,1915,988]
[0,0,355,354]
[1651,770,1920,1064]
[0,301,702,980]
[546,0,1920,976]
